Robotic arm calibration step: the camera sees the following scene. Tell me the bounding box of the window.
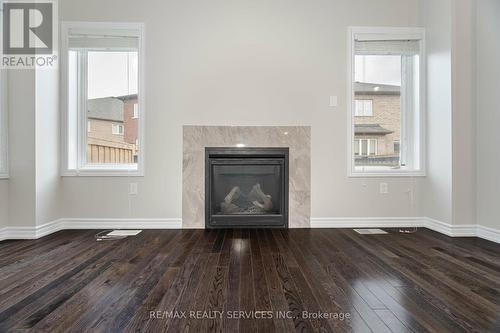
[112,124,124,135]
[348,27,425,176]
[354,139,377,156]
[61,22,144,176]
[0,71,7,178]
[394,141,400,154]
[355,100,373,116]
[133,103,139,119]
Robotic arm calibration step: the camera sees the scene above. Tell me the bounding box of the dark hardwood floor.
[1,228,500,332]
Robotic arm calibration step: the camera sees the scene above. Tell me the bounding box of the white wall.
[0,70,7,228]
[2,69,60,229]
[418,0,478,227]
[476,0,500,230]
[7,71,37,227]
[59,0,422,222]
[0,181,7,228]
[419,0,453,224]
[35,69,61,226]
[451,0,475,226]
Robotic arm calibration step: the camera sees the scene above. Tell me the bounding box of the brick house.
[87,95,138,164]
[118,94,139,163]
[353,82,400,166]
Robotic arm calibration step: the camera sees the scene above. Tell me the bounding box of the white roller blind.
[355,40,420,56]
[68,28,139,49]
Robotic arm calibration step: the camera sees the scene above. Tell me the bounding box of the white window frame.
[112,123,124,135]
[133,103,139,119]
[0,70,8,179]
[354,139,377,156]
[355,99,373,116]
[60,22,145,176]
[347,27,426,177]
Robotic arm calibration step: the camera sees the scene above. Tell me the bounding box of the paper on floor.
[107,230,142,236]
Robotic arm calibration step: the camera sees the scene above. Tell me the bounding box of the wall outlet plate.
[379,182,388,194]
[129,183,138,195]
[329,96,338,107]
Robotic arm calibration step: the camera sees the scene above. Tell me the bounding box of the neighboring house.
[353,82,400,166]
[118,94,139,163]
[87,95,138,164]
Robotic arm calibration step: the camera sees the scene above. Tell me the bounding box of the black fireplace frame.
[205,147,289,229]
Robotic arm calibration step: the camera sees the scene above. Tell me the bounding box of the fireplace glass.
[205,148,289,228]
[212,164,282,215]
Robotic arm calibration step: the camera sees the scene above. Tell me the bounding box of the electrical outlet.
[379,182,388,194]
[329,96,338,107]
[129,183,138,195]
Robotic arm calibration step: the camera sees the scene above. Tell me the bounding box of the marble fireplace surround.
[183,126,311,228]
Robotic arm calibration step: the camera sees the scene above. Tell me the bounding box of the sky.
[87,51,138,99]
[355,55,401,86]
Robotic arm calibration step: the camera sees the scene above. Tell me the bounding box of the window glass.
[86,51,138,165]
[354,55,401,169]
[361,140,368,156]
[355,100,373,116]
[351,33,422,174]
[133,103,139,118]
[394,141,400,154]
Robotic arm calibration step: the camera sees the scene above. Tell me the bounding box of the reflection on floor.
[0,228,499,332]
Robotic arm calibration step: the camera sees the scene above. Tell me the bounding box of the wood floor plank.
[224,229,241,333]
[183,253,220,333]
[249,229,275,333]
[288,231,358,332]
[238,229,256,333]
[272,253,315,332]
[1,228,499,332]
[340,230,485,332]
[35,231,181,333]
[256,229,296,333]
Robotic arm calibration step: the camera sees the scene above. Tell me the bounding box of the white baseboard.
[424,217,477,237]
[62,218,183,230]
[0,218,182,241]
[311,217,499,244]
[0,227,9,240]
[476,225,500,244]
[0,220,65,240]
[1,217,499,245]
[310,217,424,229]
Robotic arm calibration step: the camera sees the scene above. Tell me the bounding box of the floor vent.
[353,229,388,235]
[107,230,142,237]
[96,229,142,241]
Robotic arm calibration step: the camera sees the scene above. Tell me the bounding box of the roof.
[355,124,393,135]
[88,97,124,122]
[116,94,138,101]
[354,82,400,95]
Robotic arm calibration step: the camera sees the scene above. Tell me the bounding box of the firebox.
[205,147,289,228]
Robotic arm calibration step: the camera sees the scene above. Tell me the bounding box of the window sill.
[349,170,425,178]
[62,165,143,177]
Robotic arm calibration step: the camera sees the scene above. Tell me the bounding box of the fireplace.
[205,147,289,228]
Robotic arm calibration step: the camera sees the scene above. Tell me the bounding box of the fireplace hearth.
[205,147,289,228]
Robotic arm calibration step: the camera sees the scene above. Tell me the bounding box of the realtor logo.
[1,0,57,68]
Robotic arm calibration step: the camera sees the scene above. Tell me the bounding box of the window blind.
[354,40,420,56]
[68,28,139,49]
